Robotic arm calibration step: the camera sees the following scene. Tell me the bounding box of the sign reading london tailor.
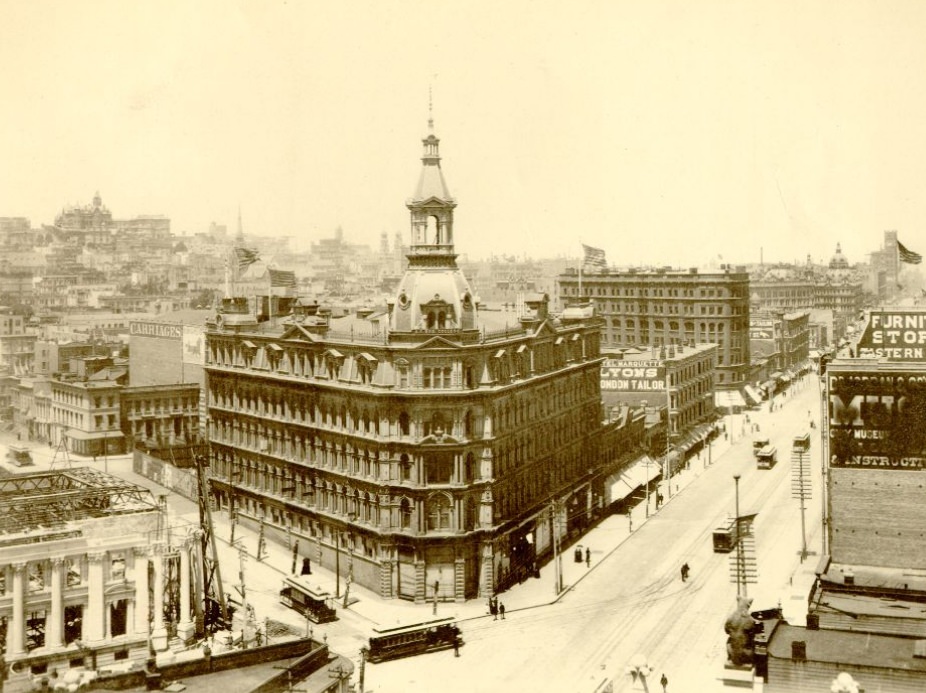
[856,311,926,361]
[828,368,926,470]
[601,359,665,391]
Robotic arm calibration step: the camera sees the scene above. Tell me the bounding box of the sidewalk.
[178,428,741,630]
[0,425,738,631]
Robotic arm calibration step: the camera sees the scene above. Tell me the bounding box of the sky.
[2,0,926,267]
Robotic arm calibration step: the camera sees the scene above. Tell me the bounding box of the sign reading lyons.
[857,311,926,361]
[601,359,665,391]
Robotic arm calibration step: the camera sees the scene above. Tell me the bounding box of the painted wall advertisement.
[827,366,926,470]
[856,311,926,360]
[601,359,665,392]
[182,325,205,366]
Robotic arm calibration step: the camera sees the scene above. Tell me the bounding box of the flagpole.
[578,243,584,299]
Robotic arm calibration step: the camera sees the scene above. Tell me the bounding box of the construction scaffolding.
[0,467,160,536]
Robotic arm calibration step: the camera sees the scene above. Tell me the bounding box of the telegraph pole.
[734,474,743,597]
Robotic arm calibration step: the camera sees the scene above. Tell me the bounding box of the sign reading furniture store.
[857,311,926,360]
[827,366,926,470]
[601,359,665,392]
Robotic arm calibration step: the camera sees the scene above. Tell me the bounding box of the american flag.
[234,247,261,272]
[898,240,922,265]
[269,268,297,288]
[582,244,608,272]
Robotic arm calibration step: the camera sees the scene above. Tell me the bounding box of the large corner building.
[204,120,610,601]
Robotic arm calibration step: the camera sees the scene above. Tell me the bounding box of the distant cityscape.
[0,121,924,693]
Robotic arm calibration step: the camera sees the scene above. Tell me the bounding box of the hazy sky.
[3,0,926,267]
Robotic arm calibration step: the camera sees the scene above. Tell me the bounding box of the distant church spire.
[236,205,244,244]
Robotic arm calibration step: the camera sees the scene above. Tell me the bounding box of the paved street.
[0,375,823,692]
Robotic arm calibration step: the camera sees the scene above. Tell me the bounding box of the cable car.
[279,575,337,624]
[712,517,737,553]
[756,446,777,469]
[366,617,462,663]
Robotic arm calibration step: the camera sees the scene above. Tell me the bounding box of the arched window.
[427,493,453,531]
[465,452,477,482]
[400,497,412,529]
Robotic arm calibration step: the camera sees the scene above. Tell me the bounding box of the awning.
[770,371,784,379]
[743,385,762,405]
[715,390,746,411]
[605,455,661,505]
[619,455,662,489]
[809,349,822,359]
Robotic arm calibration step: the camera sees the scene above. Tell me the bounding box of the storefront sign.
[828,366,926,469]
[601,359,665,391]
[856,311,926,360]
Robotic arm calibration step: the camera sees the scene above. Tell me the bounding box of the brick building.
[203,119,638,602]
[558,265,751,391]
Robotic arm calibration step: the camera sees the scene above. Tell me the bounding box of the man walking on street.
[585,547,591,567]
[499,602,506,620]
[681,562,690,582]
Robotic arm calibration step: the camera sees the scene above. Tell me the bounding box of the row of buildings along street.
[0,116,924,692]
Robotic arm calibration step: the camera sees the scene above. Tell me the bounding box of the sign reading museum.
[827,366,926,470]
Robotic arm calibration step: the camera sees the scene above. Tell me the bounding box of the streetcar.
[366,617,462,663]
[712,517,737,553]
[752,437,770,456]
[792,433,811,452]
[756,445,777,470]
[279,575,338,624]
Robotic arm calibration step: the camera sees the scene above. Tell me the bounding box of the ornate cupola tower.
[390,113,478,333]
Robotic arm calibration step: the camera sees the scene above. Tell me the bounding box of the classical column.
[86,552,105,642]
[133,547,150,636]
[48,557,65,648]
[151,549,168,651]
[177,539,195,642]
[10,562,25,654]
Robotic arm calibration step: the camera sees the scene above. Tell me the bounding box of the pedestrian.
[453,636,460,657]
[660,672,668,692]
[499,602,506,620]
[491,597,498,619]
[681,562,690,582]
[585,547,591,567]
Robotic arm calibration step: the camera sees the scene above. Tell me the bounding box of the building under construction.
[0,467,184,692]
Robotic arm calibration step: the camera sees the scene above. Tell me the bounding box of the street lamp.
[335,513,356,601]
